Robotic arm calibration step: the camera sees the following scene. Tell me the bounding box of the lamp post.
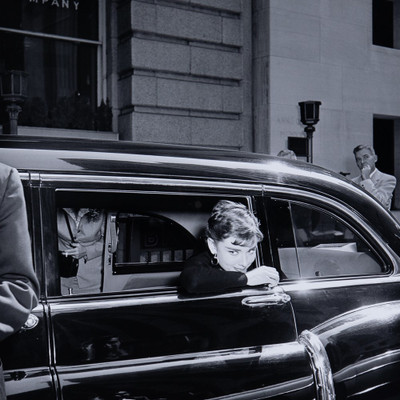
[298,100,321,163]
[0,70,28,135]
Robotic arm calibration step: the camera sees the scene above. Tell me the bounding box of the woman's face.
[207,236,257,273]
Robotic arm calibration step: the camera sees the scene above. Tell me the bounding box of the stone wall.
[117,0,253,150]
[265,0,400,183]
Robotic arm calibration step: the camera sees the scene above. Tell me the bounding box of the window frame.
[263,187,396,282]
[0,1,106,109]
[42,176,265,298]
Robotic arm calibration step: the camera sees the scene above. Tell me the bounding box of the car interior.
[55,191,248,295]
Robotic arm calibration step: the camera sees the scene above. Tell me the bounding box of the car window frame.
[38,173,266,299]
[262,186,398,283]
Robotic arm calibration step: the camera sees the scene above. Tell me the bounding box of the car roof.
[0,136,355,197]
[0,135,350,183]
[1,135,400,253]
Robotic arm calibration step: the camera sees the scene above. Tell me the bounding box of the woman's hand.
[62,243,87,259]
[245,266,279,287]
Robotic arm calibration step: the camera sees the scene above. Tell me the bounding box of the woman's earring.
[211,253,218,265]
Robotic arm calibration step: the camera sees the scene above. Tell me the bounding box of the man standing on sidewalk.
[352,144,396,210]
[0,163,39,399]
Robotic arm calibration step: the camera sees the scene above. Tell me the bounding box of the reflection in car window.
[55,191,251,295]
[270,199,385,279]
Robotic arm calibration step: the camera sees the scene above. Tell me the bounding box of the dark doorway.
[373,118,394,175]
[373,0,394,48]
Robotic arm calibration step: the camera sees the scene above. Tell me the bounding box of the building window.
[0,0,110,131]
[372,0,400,49]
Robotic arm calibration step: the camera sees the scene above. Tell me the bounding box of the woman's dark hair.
[205,200,263,246]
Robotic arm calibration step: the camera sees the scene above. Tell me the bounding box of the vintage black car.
[1,135,400,400]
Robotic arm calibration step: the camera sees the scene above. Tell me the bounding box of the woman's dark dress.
[179,251,248,294]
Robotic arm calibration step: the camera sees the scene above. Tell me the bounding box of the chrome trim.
[333,347,400,383]
[54,342,298,370]
[242,291,291,307]
[298,330,335,400]
[49,286,279,312]
[18,172,30,181]
[312,299,400,334]
[207,376,314,400]
[282,273,400,292]
[49,293,181,312]
[43,173,264,192]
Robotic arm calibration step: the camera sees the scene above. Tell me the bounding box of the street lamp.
[298,100,321,163]
[0,70,28,135]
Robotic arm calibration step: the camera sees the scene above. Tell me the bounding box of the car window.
[269,199,386,279]
[54,191,252,296]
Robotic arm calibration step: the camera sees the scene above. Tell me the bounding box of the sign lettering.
[28,0,80,11]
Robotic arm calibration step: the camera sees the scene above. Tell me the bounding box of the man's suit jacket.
[352,168,397,209]
[0,163,39,337]
[0,163,39,398]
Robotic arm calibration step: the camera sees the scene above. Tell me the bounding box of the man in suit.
[0,163,39,398]
[352,144,397,210]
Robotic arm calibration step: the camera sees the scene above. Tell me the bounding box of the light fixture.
[298,100,321,163]
[0,70,28,135]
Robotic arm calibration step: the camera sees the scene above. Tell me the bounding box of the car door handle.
[242,291,291,307]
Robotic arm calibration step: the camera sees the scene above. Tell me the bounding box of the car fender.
[310,300,400,399]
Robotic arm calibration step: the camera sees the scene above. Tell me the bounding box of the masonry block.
[118,40,133,72]
[223,17,242,46]
[130,38,191,73]
[190,0,241,14]
[191,47,242,79]
[118,76,132,109]
[132,113,192,144]
[131,75,157,106]
[131,1,156,31]
[157,6,222,43]
[222,85,242,112]
[118,113,134,141]
[158,79,222,110]
[190,117,243,148]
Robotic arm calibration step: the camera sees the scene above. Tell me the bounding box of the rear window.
[269,199,387,279]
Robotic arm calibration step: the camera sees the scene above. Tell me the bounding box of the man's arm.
[359,174,396,209]
[0,166,39,341]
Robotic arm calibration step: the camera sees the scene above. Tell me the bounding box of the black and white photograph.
[0,1,400,399]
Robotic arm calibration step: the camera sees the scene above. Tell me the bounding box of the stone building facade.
[1,0,400,206]
[116,0,253,150]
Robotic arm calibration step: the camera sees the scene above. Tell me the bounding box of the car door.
[51,288,304,400]
[42,179,316,400]
[263,190,400,333]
